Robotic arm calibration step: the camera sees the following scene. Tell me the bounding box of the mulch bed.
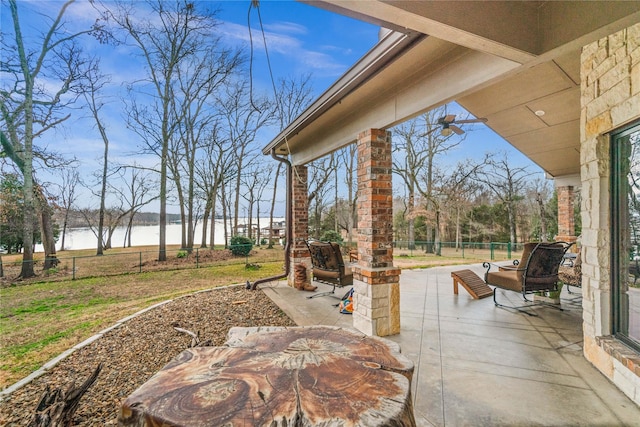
[0,285,296,426]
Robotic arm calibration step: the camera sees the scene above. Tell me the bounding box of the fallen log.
[28,363,102,427]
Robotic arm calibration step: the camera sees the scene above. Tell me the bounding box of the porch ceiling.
[263,1,640,178]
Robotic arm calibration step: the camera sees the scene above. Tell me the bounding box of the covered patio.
[259,0,640,408]
[261,265,640,426]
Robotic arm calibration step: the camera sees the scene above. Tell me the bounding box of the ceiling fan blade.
[451,125,465,135]
[443,114,456,123]
[454,117,488,124]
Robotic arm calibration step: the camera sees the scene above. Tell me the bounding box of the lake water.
[51,218,284,251]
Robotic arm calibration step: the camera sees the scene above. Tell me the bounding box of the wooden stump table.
[118,326,416,426]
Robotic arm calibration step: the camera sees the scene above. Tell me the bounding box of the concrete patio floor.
[260,263,640,427]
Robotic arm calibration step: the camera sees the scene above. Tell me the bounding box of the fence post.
[196,248,199,268]
[73,257,76,280]
[490,242,495,260]
[507,242,512,259]
[139,252,142,273]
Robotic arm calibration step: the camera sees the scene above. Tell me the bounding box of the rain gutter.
[262,29,424,156]
[247,149,292,290]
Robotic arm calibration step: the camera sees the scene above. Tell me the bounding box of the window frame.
[610,120,640,353]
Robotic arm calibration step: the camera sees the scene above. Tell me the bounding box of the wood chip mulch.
[0,285,296,426]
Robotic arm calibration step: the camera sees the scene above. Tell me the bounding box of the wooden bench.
[451,269,493,299]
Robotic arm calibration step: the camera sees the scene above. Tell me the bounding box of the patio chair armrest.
[483,261,525,276]
[498,264,523,272]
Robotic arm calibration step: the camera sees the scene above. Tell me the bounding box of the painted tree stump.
[118,326,416,426]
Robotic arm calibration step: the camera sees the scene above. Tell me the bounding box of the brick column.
[289,165,310,287]
[556,185,577,245]
[353,129,401,336]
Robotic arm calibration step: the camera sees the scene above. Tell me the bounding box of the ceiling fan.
[437,114,488,136]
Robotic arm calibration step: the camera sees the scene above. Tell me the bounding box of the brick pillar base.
[353,128,400,336]
[289,165,310,287]
[352,267,401,336]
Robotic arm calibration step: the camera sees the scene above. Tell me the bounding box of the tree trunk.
[268,162,281,248]
[508,202,517,246]
[119,327,415,427]
[200,197,211,249]
[221,185,229,248]
[435,207,442,256]
[408,189,415,250]
[60,211,69,251]
[159,147,167,261]
[455,206,461,250]
[210,196,218,249]
[39,204,58,270]
[537,192,547,241]
[125,212,134,248]
[96,124,109,257]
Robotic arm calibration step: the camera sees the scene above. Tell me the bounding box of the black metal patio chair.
[483,241,573,316]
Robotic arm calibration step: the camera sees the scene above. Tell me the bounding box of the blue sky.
[3,0,543,214]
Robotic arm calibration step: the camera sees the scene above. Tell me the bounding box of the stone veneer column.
[289,165,310,287]
[556,185,577,244]
[352,128,401,336]
[580,23,640,405]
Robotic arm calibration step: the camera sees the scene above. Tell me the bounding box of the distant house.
[261,221,286,239]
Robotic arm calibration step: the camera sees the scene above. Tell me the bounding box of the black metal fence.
[393,241,522,260]
[0,241,520,284]
[0,245,277,284]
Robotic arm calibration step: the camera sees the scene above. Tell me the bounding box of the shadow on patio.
[261,263,640,427]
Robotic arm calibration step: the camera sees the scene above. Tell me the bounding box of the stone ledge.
[596,336,640,377]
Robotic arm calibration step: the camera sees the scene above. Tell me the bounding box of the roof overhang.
[264,1,640,178]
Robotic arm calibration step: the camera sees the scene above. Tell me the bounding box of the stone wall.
[581,22,640,405]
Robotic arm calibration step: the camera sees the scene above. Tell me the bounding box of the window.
[611,122,640,352]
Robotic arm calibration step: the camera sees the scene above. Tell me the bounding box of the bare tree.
[216,80,274,237]
[336,144,358,245]
[167,30,240,252]
[56,168,80,251]
[392,107,467,251]
[111,167,159,247]
[99,0,232,261]
[195,126,236,248]
[307,155,336,238]
[475,152,530,245]
[1,0,97,276]
[80,59,113,255]
[523,177,553,241]
[77,205,127,250]
[268,75,314,248]
[241,158,273,244]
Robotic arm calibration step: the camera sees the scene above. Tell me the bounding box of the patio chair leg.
[522,293,564,312]
[306,282,337,299]
[493,289,538,316]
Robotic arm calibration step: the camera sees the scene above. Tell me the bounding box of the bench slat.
[451,269,493,299]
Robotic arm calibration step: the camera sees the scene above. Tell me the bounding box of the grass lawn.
[0,245,285,388]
